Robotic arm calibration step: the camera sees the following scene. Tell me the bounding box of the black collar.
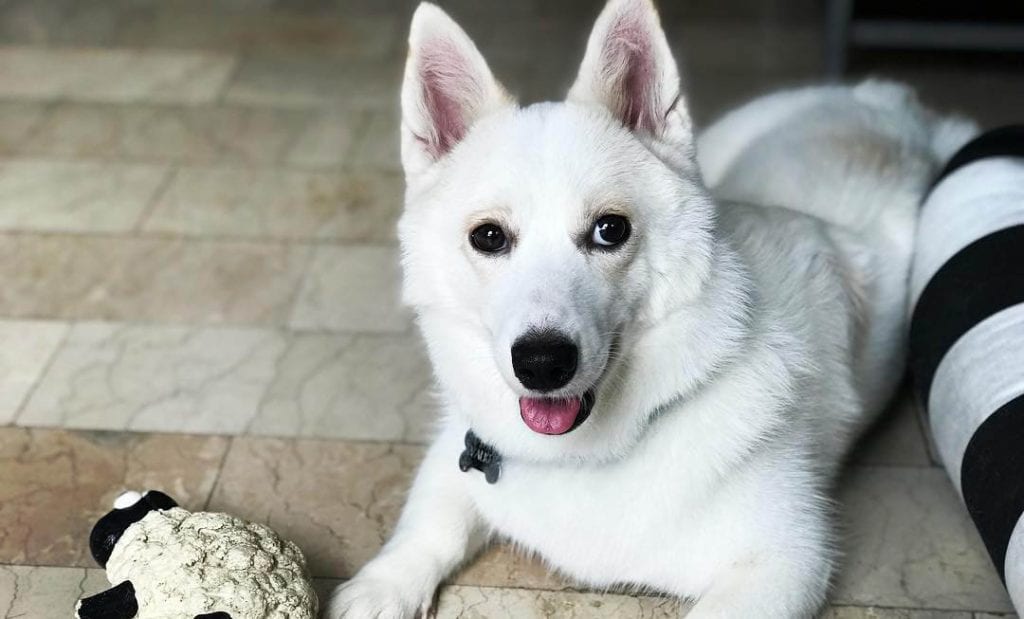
[459,430,502,484]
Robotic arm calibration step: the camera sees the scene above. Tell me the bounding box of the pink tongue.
[519,397,581,435]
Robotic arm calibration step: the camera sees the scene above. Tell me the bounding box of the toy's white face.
[396,2,716,462]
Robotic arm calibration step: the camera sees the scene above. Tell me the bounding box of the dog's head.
[398,0,720,462]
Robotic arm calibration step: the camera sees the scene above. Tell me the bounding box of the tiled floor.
[0,0,1021,617]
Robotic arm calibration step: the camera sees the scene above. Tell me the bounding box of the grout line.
[274,105,322,167]
[0,151,401,176]
[341,107,378,174]
[0,562,100,570]
[131,165,178,233]
[209,47,251,106]
[0,98,384,120]
[3,421,433,449]
[281,237,320,332]
[0,315,413,339]
[0,227,399,248]
[202,435,235,511]
[213,53,247,106]
[9,321,73,426]
[0,92,392,113]
[8,100,60,151]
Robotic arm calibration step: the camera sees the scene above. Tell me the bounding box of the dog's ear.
[568,0,694,168]
[401,3,513,177]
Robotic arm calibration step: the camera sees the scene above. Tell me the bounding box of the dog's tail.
[929,116,980,165]
[843,80,980,284]
[852,78,979,171]
[699,79,978,238]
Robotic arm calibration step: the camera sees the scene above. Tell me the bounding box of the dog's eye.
[470,223,509,254]
[590,215,631,248]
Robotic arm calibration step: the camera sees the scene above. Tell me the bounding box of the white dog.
[329,0,975,616]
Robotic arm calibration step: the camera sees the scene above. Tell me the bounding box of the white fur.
[328,1,976,617]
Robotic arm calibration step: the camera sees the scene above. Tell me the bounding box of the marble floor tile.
[207,436,423,578]
[331,0,419,18]
[0,47,237,104]
[0,0,148,48]
[115,11,402,59]
[432,585,683,619]
[672,22,823,74]
[471,18,590,68]
[142,167,402,242]
[289,245,409,333]
[18,323,286,434]
[0,0,68,47]
[686,68,818,127]
[0,160,169,233]
[283,107,364,169]
[247,331,435,441]
[422,1,551,22]
[834,466,1014,613]
[0,234,310,325]
[48,2,135,48]
[17,322,436,441]
[428,600,990,619]
[208,436,566,590]
[0,565,108,619]
[222,54,401,109]
[0,320,67,424]
[0,427,229,567]
[349,110,401,171]
[429,591,979,618]
[0,101,48,154]
[849,389,932,467]
[17,103,309,166]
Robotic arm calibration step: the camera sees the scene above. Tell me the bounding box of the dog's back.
[698,81,977,423]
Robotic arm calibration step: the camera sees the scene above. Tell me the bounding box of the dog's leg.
[327,430,485,619]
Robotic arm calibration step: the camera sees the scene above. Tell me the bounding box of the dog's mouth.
[519,390,595,435]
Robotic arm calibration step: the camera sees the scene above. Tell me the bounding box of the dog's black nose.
[511,331,578,392]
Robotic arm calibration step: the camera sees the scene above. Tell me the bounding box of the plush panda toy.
[75,490,318,619]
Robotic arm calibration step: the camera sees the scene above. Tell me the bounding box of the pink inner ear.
[417,38,475,159]
[602,15,658,132]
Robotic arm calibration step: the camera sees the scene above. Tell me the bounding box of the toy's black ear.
[195,613,232,619]
[89,490,177,567]
[76,580,138,619]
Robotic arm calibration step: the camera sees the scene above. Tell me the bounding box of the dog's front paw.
[325,576,432,619]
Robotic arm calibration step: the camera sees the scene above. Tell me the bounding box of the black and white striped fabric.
[909,125,1024,612]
